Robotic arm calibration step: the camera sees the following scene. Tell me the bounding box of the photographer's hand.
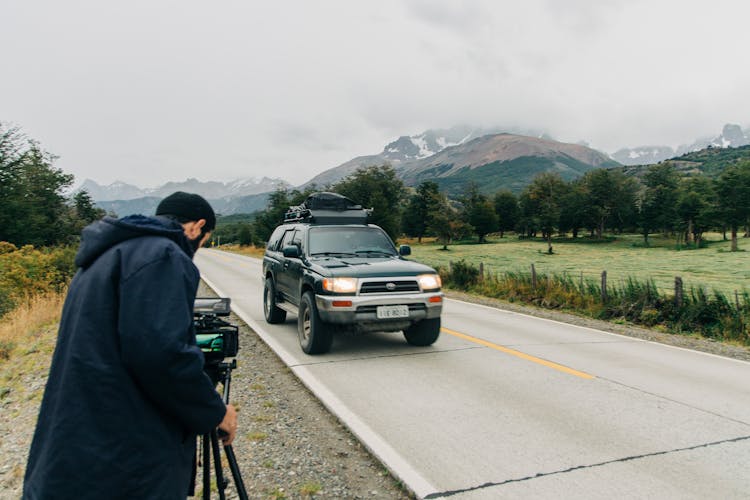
[218,404,238,445]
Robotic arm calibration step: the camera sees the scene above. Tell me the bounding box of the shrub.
[443,260,481,289]
[0,244,76,319]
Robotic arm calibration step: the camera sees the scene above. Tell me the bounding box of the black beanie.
[156,191,216,231]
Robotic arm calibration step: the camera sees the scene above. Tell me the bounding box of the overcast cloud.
[2,0,749,187]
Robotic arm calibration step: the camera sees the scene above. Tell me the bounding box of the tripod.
[198,359,249,500]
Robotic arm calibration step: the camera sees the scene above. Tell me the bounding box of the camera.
[194,297,239,366]
[191,297,248,498]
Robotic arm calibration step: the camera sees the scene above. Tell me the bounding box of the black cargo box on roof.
[284,192,370,224]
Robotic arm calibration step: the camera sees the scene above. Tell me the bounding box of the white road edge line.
[200,273,439,500]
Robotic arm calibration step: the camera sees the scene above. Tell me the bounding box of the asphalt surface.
[196,249,750,499]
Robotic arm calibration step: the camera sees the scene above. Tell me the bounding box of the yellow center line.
[441,327,595,380]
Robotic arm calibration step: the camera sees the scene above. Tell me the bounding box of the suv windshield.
[308,227,397,257]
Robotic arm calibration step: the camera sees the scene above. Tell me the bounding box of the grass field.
[405,233,749,297]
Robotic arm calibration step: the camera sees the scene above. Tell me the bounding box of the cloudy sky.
[2,0,749,188]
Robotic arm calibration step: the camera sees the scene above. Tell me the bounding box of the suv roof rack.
[284,192,371,225]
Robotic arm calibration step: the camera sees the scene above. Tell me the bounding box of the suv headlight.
[417,274,441,291]
[322,277,359,294]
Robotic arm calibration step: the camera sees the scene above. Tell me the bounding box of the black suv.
[262,192,443,354]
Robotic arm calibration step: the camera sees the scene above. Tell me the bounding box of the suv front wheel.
[264,278,287,324]
[298,291,333,354]
[403,318,441,346]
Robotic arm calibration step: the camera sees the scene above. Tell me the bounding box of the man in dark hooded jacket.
[23,192,238,499]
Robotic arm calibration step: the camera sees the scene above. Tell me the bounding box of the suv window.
[280,229,300,252]
[308,227,396,256]
[267,226,286,251]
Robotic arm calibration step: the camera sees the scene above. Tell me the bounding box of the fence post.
[580,271,584,292]
[736,290,741,310]
[531,263,537,289]
[479,262,484,282]
[675,277,683,308]
[601,270,607,302]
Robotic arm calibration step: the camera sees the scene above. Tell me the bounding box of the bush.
[0,243,76,319]
[443,260,481,289]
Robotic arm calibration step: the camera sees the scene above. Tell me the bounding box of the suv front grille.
[359,280,420,294]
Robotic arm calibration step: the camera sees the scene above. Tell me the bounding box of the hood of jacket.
[75,215,193,269]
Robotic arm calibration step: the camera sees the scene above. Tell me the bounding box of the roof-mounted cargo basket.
[284,192,371,225]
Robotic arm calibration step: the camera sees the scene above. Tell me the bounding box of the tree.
[523,172,567,254]
[428,194,469,250]
[580,169,638,238]
[676,176,716,246]
[333,165,406,240]
[460,183,498,243]
[558,179,587,238]
[402,181,442,242]
[639,163,680,244]
[238,225,253,246]
[252,187,316,245]
[70,190,106,233]
[493,190,519,237]
[517,190,539,238]
[715,161,750,251]
[0,124,74,246]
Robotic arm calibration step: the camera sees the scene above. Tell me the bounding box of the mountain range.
[80,176,290,201]
[84,123,748,216]
[611,123,750,166]
[83,177,290,217]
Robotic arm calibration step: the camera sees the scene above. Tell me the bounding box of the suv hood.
[309,256,437,277]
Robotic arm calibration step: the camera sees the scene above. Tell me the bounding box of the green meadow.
[407,233,749,297]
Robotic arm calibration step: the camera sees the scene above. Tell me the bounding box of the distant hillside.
[96,192,270,218]
[617,144,750,180]
[301,125,548,188]
[83,176,286,217]
[79,176,290,201]
[396,134,619,194]
[611,123,750,166]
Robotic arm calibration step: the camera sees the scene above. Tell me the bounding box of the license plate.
[376,305,409,319]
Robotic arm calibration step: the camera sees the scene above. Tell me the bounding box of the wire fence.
[440,259,750,347]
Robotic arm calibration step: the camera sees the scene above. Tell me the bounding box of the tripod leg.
[202,434,211,500]
[211,430,228,500]
[224,444,249,500]
[214,362,249,500]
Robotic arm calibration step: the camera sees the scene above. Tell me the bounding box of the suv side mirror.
[282,245,301,258]
[399,245,411,256]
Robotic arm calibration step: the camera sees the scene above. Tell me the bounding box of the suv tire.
[403,317,441,346]
[298,291,333,354]
[264,278,287,324]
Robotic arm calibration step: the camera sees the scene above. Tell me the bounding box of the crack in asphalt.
[423,435,750,498]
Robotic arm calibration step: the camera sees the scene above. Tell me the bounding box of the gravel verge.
[2,285,748,499]
[0,282,412,500]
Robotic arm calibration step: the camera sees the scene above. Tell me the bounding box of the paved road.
[196,249,750,499]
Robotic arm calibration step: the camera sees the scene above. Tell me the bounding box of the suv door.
[276,228,304,305]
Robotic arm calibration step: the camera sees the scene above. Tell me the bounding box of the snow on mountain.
[612,123,750,165]
[78,177,290,202]
[303,125,547,187]
[77,179,146,201]
[380,125,545,163]
[611,146,676,166]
